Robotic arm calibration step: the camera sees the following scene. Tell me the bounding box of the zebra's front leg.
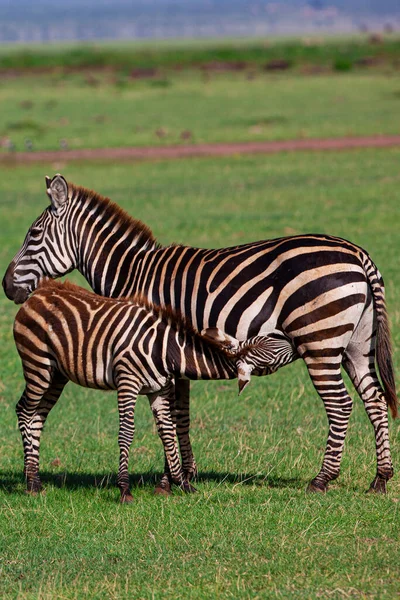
[175,379,197,481]
[116,377,140,504]
[149,386,196,495]
[306,364,353,493]
[16,391,43,495]
[16,370,66,495]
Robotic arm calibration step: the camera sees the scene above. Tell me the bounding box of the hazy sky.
[0,1,398,43]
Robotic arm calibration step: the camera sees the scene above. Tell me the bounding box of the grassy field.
[1,70,400,152]
[1,149,400,598]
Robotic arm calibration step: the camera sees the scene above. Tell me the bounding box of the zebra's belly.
[55,357,116,391]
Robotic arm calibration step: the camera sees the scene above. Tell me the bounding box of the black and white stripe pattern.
[4,174,397,493]
[14,280,276,501]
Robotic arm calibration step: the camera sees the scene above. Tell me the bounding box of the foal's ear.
[46,174,69,213]
[237,360,253,396]
[201,327,240,352]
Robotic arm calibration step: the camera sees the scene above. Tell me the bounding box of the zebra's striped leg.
[175,379,197,481]
[149,386,195,494]
[22,374,67,494]
[153,390,176,495]
[16,390,43,494]
[116,377,141,504]
[16,376,60,494]
[343,352,393,494]
[306,362,353,492]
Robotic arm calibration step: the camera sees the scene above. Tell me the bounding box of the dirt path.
[2,135,400,165]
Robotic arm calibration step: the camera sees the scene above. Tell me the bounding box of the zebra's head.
[3,174,76,304]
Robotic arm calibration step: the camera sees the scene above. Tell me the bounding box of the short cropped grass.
[0,149,400,598]
[1,70,400,152]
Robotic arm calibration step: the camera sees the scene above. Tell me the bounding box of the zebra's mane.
[69,182,157,248]
[36,279,234,357]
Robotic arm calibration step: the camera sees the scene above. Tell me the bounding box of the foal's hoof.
[25,480,45,496]
[120,492,134,504]
[154,481,172,496]
[367,476,387,494]
[306,480,327,493]
[180,481,197,494]
[25,488,45,497]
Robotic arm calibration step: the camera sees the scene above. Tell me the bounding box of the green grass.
[0,149,400,598]
[1,70,400,152]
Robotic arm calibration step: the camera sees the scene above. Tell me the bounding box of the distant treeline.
[0,36,400,73]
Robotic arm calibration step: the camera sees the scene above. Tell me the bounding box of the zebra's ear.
[46,174,68,213]
[237,360,252,396]
[201,327,240,352]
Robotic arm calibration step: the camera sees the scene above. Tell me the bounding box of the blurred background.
[1,0,400,42]
[0,0,400,154]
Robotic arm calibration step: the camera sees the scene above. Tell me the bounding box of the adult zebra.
[3,174,397,493]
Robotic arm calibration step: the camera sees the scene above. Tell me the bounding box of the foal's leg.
[149,384,195,495]
[152,387,177,495]
[116,375,141,503]
[175,379,197,480]
[155,378,197,493]
[16,370,66,494]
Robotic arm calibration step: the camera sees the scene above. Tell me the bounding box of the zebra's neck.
[73,190,160,297]
[165,325,237,382]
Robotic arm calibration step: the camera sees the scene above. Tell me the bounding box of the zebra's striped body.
[4,174,397,493]
[14,280,276,501]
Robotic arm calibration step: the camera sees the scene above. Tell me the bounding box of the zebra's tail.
[363,254,398,419]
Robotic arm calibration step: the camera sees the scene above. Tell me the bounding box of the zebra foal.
[13,279,282,502]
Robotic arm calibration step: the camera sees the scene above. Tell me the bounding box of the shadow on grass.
[0,469,302,494]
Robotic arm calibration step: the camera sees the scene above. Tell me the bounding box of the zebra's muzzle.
[2,264,30,304]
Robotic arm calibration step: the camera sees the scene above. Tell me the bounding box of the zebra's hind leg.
[343,348,393,494]
[16,371,66,495]
[175,379,197,481]
[153,387,176,495]
[155,379,197,494]
[116,376,141,503]
[149,385,196,495]
[305,359,353,493]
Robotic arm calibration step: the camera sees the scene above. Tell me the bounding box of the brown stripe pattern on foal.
[14,280,252,501]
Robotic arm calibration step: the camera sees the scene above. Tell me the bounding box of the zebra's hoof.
[25,487,45,497]
[25,479,44,495]
[120,492,134,504]
[181,481,197,494]
[306,481,327,493]
[367,476,387,494]
[154,482,171,496]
